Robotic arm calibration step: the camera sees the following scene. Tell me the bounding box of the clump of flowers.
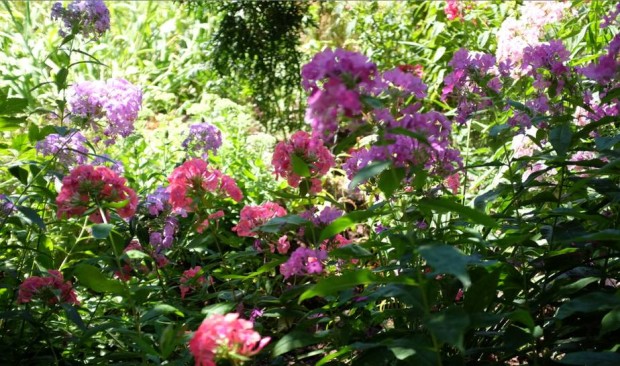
[167,159,243,215]
[300,206,344,227]
[301,48,377,140]
[56,164,138,223]
[496,1,572,68]
[579,33,620,86]
[442,48,500,124]
[68,78,142,145]
[232,202,287,237]
[17,270,79,306]
[144,187,178,252]
[343,111,462,179]
[51,0,110,39]
[189,313,270,366]
[522,40,570,94]
[272,131,335,194]
[280,247,328,279]
[180,266,209,299]
[35,132,89,167]
[182,122,223,159]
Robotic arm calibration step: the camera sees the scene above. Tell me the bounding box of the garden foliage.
[1,1,620,365]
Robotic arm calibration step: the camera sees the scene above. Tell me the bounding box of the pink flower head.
[280,247,328,279]
[232,202,287,237]
[445,0,463,21]
[167,159,243,214]
[272,131,334,194]
[17,270,79,306]
[276,235,290,254]
[56,164,138,223]
[189,313,270,366]
[180,266,209,299]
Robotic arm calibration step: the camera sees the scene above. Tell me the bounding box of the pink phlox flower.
[18,269,79,306]
[232,202,287,237]
[180,266,209,299]
[167,159,243,214]
[189,313,270,366]
[272,131,334,194]
[56,164,138,223]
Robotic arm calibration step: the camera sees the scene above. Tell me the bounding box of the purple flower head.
[280,247,328,279]
[145,186,170,216]
[182,122,222,159]
[51,0,110,40]
[376,68,427,99]
[316,206,344,226]
[35,132,89,168]
[68,78,142,145]
[0,194,15,216]
[301,48,377,141]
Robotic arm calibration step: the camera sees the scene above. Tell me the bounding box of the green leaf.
[418,244,471,288]
[0,98,28,115]
[290,154,310,178]
[256,214,309,234]
[559,351,620,366]
[418,198,497,227]
[61,303,87,331]
[141,304,184,323]
[273,331,321,357]
[201,302,236,317]
[549,123,573,156]
[16,206,46,231]
[91,223,114,239]
[329,244,373,259]
[299,269,416,302]
[349,160,391,190]
[601,308,620,335]
[74,263,126,295]
[360,95,384,109]
[464,268,499,312]
[0,116,26,131]
[378,167,406,197]
[55,68,69,91]
[556,292,620,319]
[8,165,28,185]
[425,307,470,351]
[319,209,378,241]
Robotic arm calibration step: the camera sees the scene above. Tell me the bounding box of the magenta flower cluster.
[182,122,223,159]
[442,48,500,124]
[51,0,110,40]
[301,48,377,140]
[68,78,142,145]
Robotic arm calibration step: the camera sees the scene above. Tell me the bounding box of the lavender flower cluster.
[0,195,15,216]
[51,0,110,40]
[144,187,178,253]
[68,78,142,145]
[35,131,89,167]
[182,123,223,159]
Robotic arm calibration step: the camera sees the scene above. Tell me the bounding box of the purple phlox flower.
[280,247,328,279]
[68,78,142,145]
[0,194,15,216]
[301,48,377,141]
[579,33,620,85]
[249,308,264,322]
[375,68,427,99]
[51,0,110,40]
[182,122,222,159]
[602,3,620,28]
[146,186,170,216]
[316,206,344,226]
[35,131,89,168]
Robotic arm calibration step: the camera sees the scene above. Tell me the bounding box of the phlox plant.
[0,1,620,366]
